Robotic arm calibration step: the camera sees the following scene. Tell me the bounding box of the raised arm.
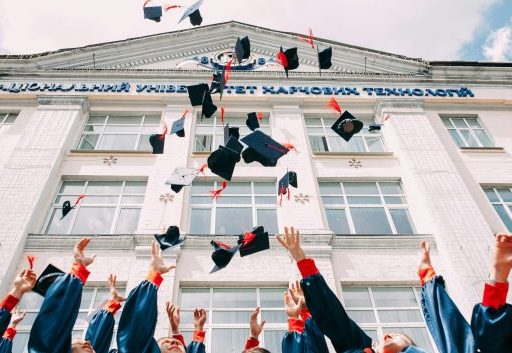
[0,308,25,353]
[276,227,372,352]
[185,309,206,353]
[0,269,36,336]
[281,289,308,353]
[243,307,266,352]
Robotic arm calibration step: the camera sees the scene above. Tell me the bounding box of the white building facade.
[0,21,511,353]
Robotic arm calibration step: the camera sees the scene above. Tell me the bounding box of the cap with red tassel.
[198,163,208,174]
[328,97,342,114]
[27,255,35,270]
[298,28,315,48]
[209,181,228,200]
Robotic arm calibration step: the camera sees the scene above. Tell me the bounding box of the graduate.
[0,308,26,353]
[116,241,206,353]
[276,227,426,353]
[418,234,512,353]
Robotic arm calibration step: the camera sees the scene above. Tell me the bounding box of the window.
[77,115,161,151]
[194,115,270,152]
[189,181,278,235]
[45,180,147,235]
[442,117,493,148]
[15,286,125,353]
[179,287,287,353]
[0,112,17,134]
[305,117,384,153]
[343,286,436,353]
[483,186,512,231]
[319,181,415,235]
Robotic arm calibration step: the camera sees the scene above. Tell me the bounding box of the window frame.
[0,112,17,134]
[483,186,512,231]
[442,117,493,148]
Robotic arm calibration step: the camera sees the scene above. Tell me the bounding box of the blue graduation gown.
[0,337,12,353]
[471,302,512,353]
[186,341,206,353]
[281,317,329,353]
[85,308,117,353]
[0,296,17,337]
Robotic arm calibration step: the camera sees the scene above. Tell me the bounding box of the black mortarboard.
[187,83,209,106]
[246,112,260,131]
[278,47,300,77]
[201,90,217,119]
[237,226,269,257]
[171,117,186,137]
[149,134,165,154]
[207,137,243,181]
[61,201,72,219]
[210,240,241,273]
[154,226,184,251]
[235,36,251,64]
[223,124,240,145]
[179,0,204,26]
[165,167,199,193]
[209,69,226,100]
[368,124,382,132]
[331,111,364,142]
[278,171,298,196]
[318,47,333,70]
[144,6,163,22]
[33,264,65,297]
[241,130,289,167]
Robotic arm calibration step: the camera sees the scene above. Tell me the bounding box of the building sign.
[0,82,475,98]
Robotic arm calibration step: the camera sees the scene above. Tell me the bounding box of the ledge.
[312,152,395,158]
[69,150,155,156]
[191,151,211,156]
[460,147,506,153]
[331,234,436,249]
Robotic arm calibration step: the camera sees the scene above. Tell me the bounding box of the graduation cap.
[246,112,260,131]
[144,5,163,22]
[187,84,209,106]
[33,264,65,297]
[201,90,217,119]
[241,130,289,167]
[179,0,204,26]
[235,36,251,64]
[60,195,85,220]
[210,240,241,273]
[278,171,298,195]
[331,111,364,142]
[368,124,382,132]
[170,117,186,138]
[165,167,200,193]
[318,47,333,71]
[154,226,184,251]
[207,137,243,181]
[209,69,226,100]
[277,47,300,78]
[223,124,240,145]
[237,226,270,257]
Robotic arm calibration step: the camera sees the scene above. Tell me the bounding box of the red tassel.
[328,97,342,113]
[160,123,168,141]
[220,107,225,124]
[279,193,283,207]
[288,187,291,201]
[384,114,392,121]
[182,109,190,118]
[210,181,228,200]
[143,0,152,8]
[297,29,314,48]
[74,194,86,207]
[27,255,35,270]
[283,143,297,152]
[266,143,289,154]
[198,163,208,174]
[213,240,231,250]
[224,59,233,83]
[277,52,288,68]
[242,232,257,246]
[164,4,181,11]
[256,112,264,121]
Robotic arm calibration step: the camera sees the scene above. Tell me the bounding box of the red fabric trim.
[244,337,259,350]
[482,281,509,310]
[192,330,206,343]
[363,348,374,353]
[0,295,19,312]
[277,52,288,68]
[2,327,16,340]
[27,255,35,270]
[418,267,436,286]
[172,334,186,346]
[300,307,311,320]
[242,232,256,246]
[70,263,90,284]
[104,300,122,315]
[297,258,319,278]
[288,318,305,333]
[146,272,164,287]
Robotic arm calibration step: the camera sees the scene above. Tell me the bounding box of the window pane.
[180,311,195,325]
[309,136,328,152]
[94,288,113,307]
[254,182,276,194]
[195,135,212,152]
[441,118,453,127]
[372,287,417,307]
[121,196,145,204]
[78,135,99,150]
[191,182,214,194]
[452,119,468,128]
[180,288,210,308]
[387,327,434,353]
[344,182,379,195]
[216,196,252,204]
[211,329,246,353]
[366,136,385,152]
[71,207,116,234]
[46,208,72,234]
[389,209,415,234]
[86,181,122,194]
[379,182,402,194]
[108,116,142,124]
[350,207,392,234]
[88,116,107,124]
[378,310,423,322]
[345,136,366,152]
[255,196,277,204]
[143,116,161,125]
[138,135,152,151]
[343,287,372,307]
[257,209,278,234]
[460,130,478,147]
[80,289,94,309]
[215,208,252,234]
[189,209,211,234]
[326,209,350,234]
[81,196,119,205]
[97,135,138,150]
[115,208,141,233]
[212,289,256,308]
[496,188,512,202]
[483,188,499,202]
[212,311,252,324]
[347,196,382,204]
[264,330,287,353]
[473,129,493,147]
[466,118,481,128]
[493,205,512,231]
[59,181,85,194]
[261,310,287,323]
[191,196,213,205]
[346,310,377,323]
[124,181,147,194]
[384,196,406,204]
[322,196,344,204]
[222,182,251,194]
[305,118,322,125]
[319,182,342,194]
[260,288,285,307]
[104,125,140,133]
[448,130,464,147]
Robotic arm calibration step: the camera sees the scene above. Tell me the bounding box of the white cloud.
[483,19,512,61]
[0,0,502,60]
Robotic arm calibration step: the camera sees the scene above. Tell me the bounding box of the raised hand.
[289,280,306,310]
[419,240,433,270]
[193,308,207,331]
[491,233,512,283]
[10,307,25,328]
[249,306,266,339]
[74,237,95,267]
[108,274,126,302]
[276,226,306,262]
[150,241,176,274]
[166,302,181,334]
[11,269,36,299]
[284,290,303,318]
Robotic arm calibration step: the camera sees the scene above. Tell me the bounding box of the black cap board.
[318,47,333,70]
[278,47,300,77]
[278,171,298,196]
[187,83,209,106]
[144,6,163,22]
[368,124,382,132]
[33,264,65,297]
[235,36,251,64]
[241,130,288,167]
[165,167,199,193]
[61,201,73,219]
[154,226,184,251]
[210,241,241,273]
[207,137,243,181]
[149,134,165,154]
[331,111,364,142]
[179,0,204,26]
[171,117,186,137]
[223,124,240,145]
[201,90,217,119]
[246,112,260,131]
[237,226,270,257]
[209,69,226,100]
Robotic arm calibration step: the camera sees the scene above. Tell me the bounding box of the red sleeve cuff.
[104,300,122,315]
[172,334,186,346]
[482,281,509,310]
[245,337,259,350]
[193,330,205,343]
[70,263,90,284]
[300,307,311,321]
[418,266,436,286]
[146,272,164,287]
[2,327,16,340]
[288,318,305,333]
[0,295,19,312]
[297,258,319,278]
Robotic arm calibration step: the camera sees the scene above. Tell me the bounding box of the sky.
[0,0,511,62]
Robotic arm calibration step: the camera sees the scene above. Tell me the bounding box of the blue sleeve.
[304,317,329,353]
[0,338,13,353]
[85,309,115,353]
[420,276,475,353]
[282,331,305,353]
[186,341,206,353]
[116,281,160,353]
[471,303,512,353]
[301,273,372,352]
[0,310,11,338]
[28,274,83,353]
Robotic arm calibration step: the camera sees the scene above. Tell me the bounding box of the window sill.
[460,147,505,153]
[312,151,394,158]
[331,234,436,249]
[69,150,155,156]
[191,151,212,156]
